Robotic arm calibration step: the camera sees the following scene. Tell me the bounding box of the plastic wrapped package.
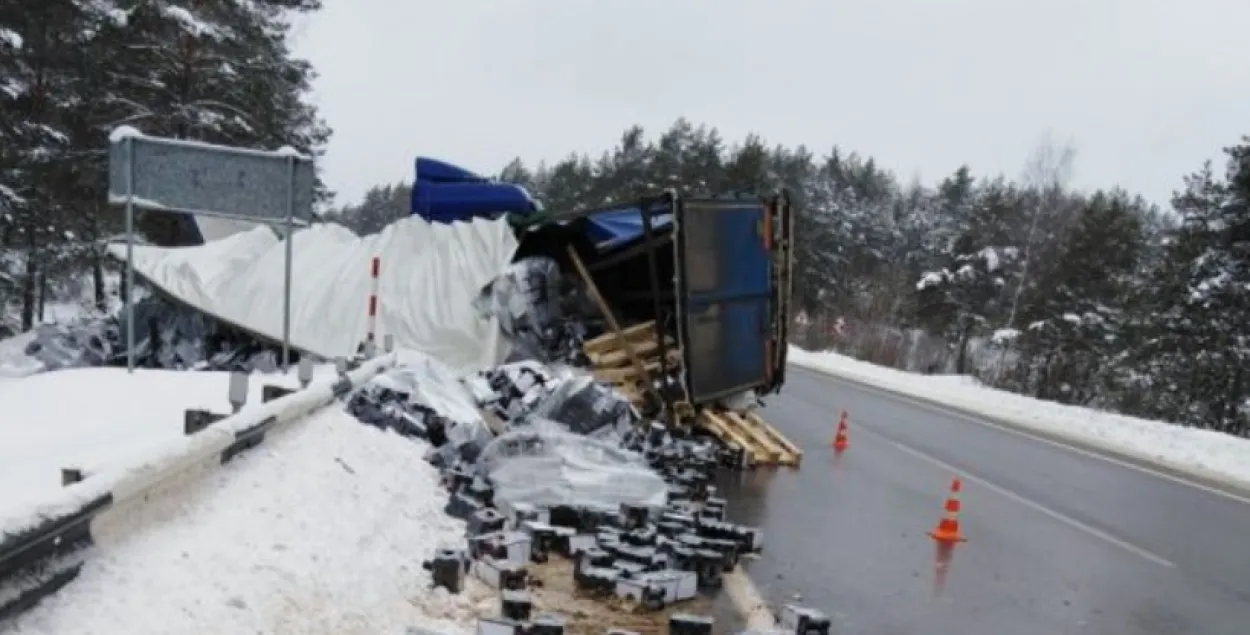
[348,352,495,464]
[472,257,561,360]
[529,371,640,438]
[472,257,588,364]
[475,417,668,512]
[463,360,561,422]
[371,353,483,426]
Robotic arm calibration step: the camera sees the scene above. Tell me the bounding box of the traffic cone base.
[927,518,967,544]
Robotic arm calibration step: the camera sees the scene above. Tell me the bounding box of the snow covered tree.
[81,0,330,247]
[1014,190,1149,403]
[0,0,330,331]
[329,183,411,235]
[915,180,1022,373]
[1131,139,1250,435]
[0,0,116,328]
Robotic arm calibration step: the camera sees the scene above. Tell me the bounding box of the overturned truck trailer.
[493,189,801,468]
[106,154,801,466]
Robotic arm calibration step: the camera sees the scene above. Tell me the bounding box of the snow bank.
[788,346,1250,489]
[7,406,478,635]
[0,332,39,378]
[105,215,517,373]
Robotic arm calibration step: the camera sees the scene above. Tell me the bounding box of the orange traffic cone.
[831,411,849,452]
[927,477,968,544]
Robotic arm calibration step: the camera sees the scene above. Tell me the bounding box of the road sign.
[107,133,316,224]
[107,127,315,372]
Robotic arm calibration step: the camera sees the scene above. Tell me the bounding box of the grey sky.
[292,0,1250,209]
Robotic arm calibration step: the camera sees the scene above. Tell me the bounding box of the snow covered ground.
[0,365,340,517]
[7,405,482,635]
[0,331,39,377]
[788,346,1250,489]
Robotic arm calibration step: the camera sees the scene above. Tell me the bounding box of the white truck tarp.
[105,215,518,372]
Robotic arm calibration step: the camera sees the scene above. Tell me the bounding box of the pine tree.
[0,0,110,329]
[330,183,411,235]
[915,180,1022,373]
[1135,140,1250,434]
[1018,190,1147,403]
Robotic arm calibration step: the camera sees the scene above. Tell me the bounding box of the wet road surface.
[718,366,1250,635]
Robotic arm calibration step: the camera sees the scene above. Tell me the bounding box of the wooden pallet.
[583,320,682,407]
[697,408,802,468]
[583,319,802,469]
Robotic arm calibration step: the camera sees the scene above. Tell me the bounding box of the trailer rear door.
[675,198,773,404]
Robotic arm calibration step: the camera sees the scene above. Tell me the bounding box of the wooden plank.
[744,411,803,459]
[566,246,665,410]
[698,411,766,466]
[582,321,658,354]
[591,352,683,381]
[722,411,784,463]
[590,339,668,368]
[702,411,771,464]
[734,412,801,467]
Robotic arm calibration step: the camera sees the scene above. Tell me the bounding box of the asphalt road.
[718,366,1250,635]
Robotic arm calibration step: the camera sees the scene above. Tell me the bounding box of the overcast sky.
[292,0,1250,209]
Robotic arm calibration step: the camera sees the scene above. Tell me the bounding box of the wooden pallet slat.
[582,321,659,354]
[588,338,674,368]
[591,351,683,381]
[742,411,803,461]
[699,411,767,466]
[722,411,786,464]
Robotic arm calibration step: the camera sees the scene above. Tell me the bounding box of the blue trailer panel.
[675,199,774,403]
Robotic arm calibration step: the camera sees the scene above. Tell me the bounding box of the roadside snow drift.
[7,406,477,635]
[105,215,518,373]
[788,346,1250,490]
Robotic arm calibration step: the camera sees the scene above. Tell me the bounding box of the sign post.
[107,128,315,373]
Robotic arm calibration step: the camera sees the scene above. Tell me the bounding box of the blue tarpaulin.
[410,157,537,224]
[409,157,672,249]
[582,208,673,250]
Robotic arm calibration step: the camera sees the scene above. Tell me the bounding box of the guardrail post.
[334,357,348,378]
[184,409,227,435]
[228,371,248,413]
[383,334,395,354]
[297,356,314,388]
[61,468,84,486]
[262,385,296,403]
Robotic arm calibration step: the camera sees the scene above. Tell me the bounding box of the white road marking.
[794,367,1250,507]
[886,438,1177,568]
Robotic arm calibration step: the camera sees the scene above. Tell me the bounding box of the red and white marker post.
[367,256,380,347]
